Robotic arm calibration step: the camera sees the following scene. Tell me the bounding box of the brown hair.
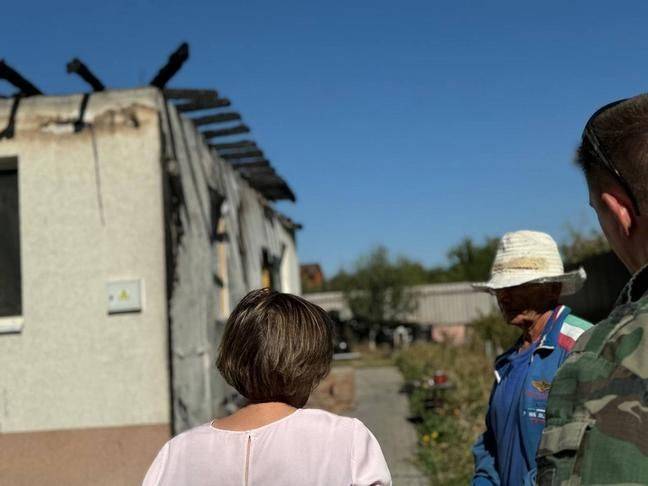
[576,94,648,213]
[216,288,334,408]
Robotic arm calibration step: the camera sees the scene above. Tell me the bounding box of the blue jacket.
[471,306,592,486]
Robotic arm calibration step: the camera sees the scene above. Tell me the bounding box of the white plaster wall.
[0,89,170,433]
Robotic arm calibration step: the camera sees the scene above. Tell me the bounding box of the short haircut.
[576,94,648,213]
[216,288,334,408]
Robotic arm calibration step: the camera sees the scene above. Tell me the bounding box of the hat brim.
[472,267,587,296]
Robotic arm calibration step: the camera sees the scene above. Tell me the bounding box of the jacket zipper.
[244,434,251,486]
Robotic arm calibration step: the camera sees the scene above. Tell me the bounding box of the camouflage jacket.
[536,264,648,485]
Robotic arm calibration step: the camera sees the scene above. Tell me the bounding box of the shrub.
[471,310,521,355]
[395,340,493,485]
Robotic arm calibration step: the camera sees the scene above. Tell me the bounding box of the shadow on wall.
[561,251,630,323]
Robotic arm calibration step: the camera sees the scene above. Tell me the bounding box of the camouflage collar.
[616,262,648,305]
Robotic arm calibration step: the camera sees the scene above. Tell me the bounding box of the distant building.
[305,282,497,343]
[0,85,301,483]
[301,263,325,292]
[305,251,632,346]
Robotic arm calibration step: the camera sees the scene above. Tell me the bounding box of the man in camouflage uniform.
[536,95,648,484]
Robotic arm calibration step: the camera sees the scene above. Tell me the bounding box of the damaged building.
[0,47,301,484]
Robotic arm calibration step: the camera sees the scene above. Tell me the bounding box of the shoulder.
[344,416,391,484]
[163,423,214,453]
[572,298,648,357]
[599,299,648,374]
[295,409,380,458]
[298,409,377,445]
[557,313,593,352]
[142,424,214,486]
[297,408,357,431]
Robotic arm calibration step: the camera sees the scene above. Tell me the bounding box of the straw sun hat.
[472,230,586,296]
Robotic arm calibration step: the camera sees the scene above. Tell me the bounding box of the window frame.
[0,156,23,334]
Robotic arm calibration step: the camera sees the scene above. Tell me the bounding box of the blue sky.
[4,1,648,275]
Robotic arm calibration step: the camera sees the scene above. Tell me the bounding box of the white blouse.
[143,408,392,486]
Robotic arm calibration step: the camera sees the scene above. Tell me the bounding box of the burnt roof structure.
[164,87,296,202]
[0,43,297,203]
[0,59,42,97]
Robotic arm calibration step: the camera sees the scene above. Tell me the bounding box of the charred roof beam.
[150,42,190,89]
[192,112,242,126]
[221,150,264,160]
[0,59,42,96]
[66,58,105,92]
[235,168,296,201]
[231,159,270,168]
[255,185,296,202]
[203,124,250,139]
[163,88,218,100]
[210,140,257,151]
[176,97,231,113]
[244,170,280,180]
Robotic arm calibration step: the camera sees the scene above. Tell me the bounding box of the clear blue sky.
[4,1,647,275]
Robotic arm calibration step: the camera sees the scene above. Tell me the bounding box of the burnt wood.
[231,158,270,167]
[239,169,277,178]
[0,60,42,96]
[210,140,257,151]
[163,88,218,100]
[66,58,105,91]
[0,95,22,139]
[221,150,264,160]
[192,112,241,126]
[150,43,190,88]
[176,98,231,113]
[202,124,250,138]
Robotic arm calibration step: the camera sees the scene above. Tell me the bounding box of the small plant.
[395,339,493,485]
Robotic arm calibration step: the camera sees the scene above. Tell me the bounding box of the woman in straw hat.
[471,230,591,486]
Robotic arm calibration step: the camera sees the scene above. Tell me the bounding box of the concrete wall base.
[0,423,170,486]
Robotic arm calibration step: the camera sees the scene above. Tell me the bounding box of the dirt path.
[346,366,429,486]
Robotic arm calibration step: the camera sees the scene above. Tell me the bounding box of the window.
[261,249,280,290]
[0,157,21,319]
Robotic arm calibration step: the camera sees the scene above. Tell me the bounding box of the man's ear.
[601,191,633,237]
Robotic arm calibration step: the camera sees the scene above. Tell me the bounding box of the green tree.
[444,237,499,282]
[394,256,432,286]
[327,237,499,290]
[326,269,354,292]
[343,246,418,325]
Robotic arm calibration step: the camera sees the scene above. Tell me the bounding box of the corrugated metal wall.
[407,283,498,325]
[305,282,497,326]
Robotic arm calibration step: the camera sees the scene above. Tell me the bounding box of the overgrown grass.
[395,340,493,485]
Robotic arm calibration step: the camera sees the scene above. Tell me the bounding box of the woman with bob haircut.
[143,288,391,486]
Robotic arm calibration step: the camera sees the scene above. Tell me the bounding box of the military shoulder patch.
[558,314,593,351]
[531,380,552,393]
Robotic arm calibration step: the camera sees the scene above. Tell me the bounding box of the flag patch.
[558,315,592,351]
